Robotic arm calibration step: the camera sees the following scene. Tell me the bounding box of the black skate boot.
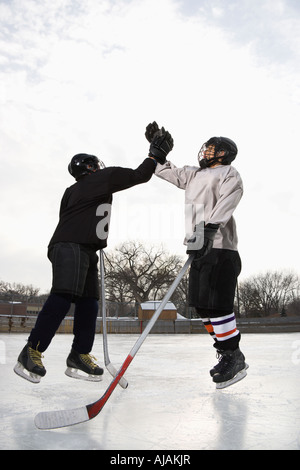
[65,348,104,382]
[211,348,249,389]
[209,350,225,377]
[14,342,46,383]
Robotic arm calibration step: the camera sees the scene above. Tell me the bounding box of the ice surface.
[1,332,300,450]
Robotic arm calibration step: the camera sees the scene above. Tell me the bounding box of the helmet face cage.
[198,141,219,168]
[197,143,209,162]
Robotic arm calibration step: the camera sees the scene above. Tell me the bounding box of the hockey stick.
[34,254,194,430]
[100,249,128,389]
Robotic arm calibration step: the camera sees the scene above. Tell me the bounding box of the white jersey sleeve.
[155,161,198,189]
[207,171,243,227]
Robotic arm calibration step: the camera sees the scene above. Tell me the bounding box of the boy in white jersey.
[145,122,248,389]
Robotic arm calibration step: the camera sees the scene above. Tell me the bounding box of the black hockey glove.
[145,121,162,142]
[148,131,174,165]
[187,223,219,262]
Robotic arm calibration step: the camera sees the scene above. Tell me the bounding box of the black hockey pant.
[28,293,98,354]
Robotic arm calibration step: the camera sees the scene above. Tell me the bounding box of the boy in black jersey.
[14,130,173,383]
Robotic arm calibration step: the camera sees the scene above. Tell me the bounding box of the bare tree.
[238,270,300,317]
[287,297,300,316]
[103,241,185,304]
[170,270,191,317]
[0,280,40,302]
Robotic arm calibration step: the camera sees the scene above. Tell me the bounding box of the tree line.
[1,241,299,317]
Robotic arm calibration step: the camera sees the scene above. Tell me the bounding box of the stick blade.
[34,406,89,430]
[106,362,128,389]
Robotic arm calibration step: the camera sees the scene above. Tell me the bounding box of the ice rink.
[1,332,300,450]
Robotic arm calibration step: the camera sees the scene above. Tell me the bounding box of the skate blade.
[215,368,248,390]
[65,367,103,382]
[13,362,41,384]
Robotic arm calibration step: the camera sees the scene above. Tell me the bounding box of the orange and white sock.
[210,313,239,343]
[201,318,217,341]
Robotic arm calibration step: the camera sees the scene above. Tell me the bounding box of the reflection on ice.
[0,333,299,450]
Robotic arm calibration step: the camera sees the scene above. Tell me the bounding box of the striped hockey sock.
[201,318,217,341]
[210,313,239,343]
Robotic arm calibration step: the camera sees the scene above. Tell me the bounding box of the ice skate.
[211,347,249,389]
[65,348,104,382]
[14,342,46,384]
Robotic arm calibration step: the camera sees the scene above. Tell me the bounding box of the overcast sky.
[1,0,300,293]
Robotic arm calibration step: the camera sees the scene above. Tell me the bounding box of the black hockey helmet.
[68,153,105,180]
[198,137,238,169]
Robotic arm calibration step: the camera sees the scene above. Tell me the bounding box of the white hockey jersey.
[155,161,243,251]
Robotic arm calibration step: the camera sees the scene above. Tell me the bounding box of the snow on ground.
[0,332,299,450]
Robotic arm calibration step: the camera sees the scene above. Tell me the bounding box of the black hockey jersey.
[49,158,156,250]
